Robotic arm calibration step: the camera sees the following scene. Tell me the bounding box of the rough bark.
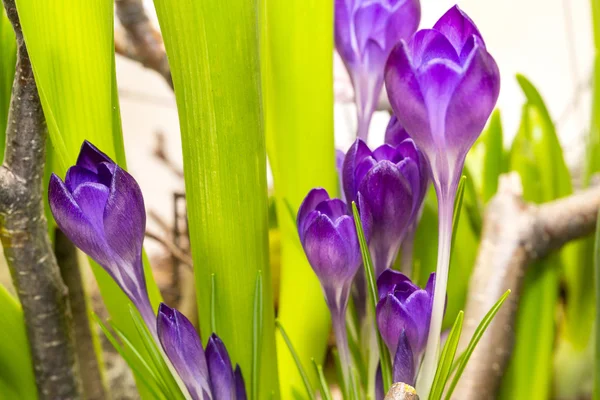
[0,0,82,398]
[55,229,109,400]
[115,0,172,88]
[454,173,600,399]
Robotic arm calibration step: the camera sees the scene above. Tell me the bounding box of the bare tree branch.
[55,229,108,400]
[0,0,82,398]
[145,230,193,268]
[454,173,600,399]
[115,0,173,89]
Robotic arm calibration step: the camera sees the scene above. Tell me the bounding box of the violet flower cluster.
[49,142,247,400]
[335,0,420,140]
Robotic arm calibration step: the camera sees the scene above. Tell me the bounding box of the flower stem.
[400,222,417,277]
[333,309,354,399]
[416,188,455,399]
[353,73,379,141]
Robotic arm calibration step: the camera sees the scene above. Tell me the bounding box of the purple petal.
[433,5,484,54]
[384,116,410,147]
[384,0,421,50]
[444,46,500,160]
[234,365,247,400]
[302,214,357,285]
[409,29,460,68]
[206,334,235,400]
[393,330,415,386]
[297,188,330,240]
[385,42,431,154]
[372,144,398,163]
[376,294,418,356]
[403,290,432,352]
[103,166,146,268]
[425,273,436,296]
[335,0,356,65]
[64,166,100,192]
[156,304,211,400]
[343,139,372,204]
[315,198,349,221]
[49,174,111,266]
[377,269,411,300]
[75,140,113,172]
[375,364,384,400]
[71,182,110,233]
[354,3,387,57]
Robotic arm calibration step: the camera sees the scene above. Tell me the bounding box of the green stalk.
[152,1,279,397]
[260,0,338,395]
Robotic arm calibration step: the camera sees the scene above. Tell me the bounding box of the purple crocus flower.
[157,303,247,400]
[48,141,154,328]
[335,0,420,140]
[384,115,410,147]
[376,270,434,361]
[342,139,427,277]
[297,187,371,391]
[384,5,500,395]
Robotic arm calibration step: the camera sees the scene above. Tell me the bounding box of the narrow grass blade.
[210,273,217,334]
[444,290,511,399]
[276,320,316,400]
[594,209,600,400]
[429,311,464,400]
[0,6,16,160]
[253,271,264,400]
[451,176,467,247]
[351,202,392,391]
[311,359,333,400]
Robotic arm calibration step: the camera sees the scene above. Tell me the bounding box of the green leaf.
[253,271,264,400]
[276,320,316,400]
[429,311,464,400]
[451,176,466,245]
[0,5,15,161]
[445,290,511,399]
[481,110,505,203]
[261,0,338,393]
[0,285,37,400]
[594,207,600,400]
[352,202,392,392]
[312,359,333,400]
[152,1,279,396]
[13,1,163,396]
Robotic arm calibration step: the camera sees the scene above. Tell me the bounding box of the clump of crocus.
[335,0,421,140]
[297,187,371,391]
[343,138,428,277]
[49,141,155,330]
[157,303,247,400]
[384,5,500,396]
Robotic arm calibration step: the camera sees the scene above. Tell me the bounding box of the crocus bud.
[376,269,434,363]
[384,115,410,147]
[206,334,245,400]
[48,141,154,326]
[384,6,500,395]
[297,188,371,311]
[335,0,421,140]
[157,304,211,399]
[297,188,371,391]
[343,139,427,276]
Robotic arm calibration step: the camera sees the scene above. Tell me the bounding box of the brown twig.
[454,173,600,399]
[0,0,82,398]
[115,0,173,89]
[145,230,193,268]
[55,230,108,400]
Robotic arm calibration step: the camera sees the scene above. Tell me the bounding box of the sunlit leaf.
[276,320,316,400]
[429,311,463,400]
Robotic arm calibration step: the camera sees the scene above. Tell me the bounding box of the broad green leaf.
[261,0,337,393]
[152,1,279,397]
[445,290,511,399]
[276,321,316,400]
[0,5,15,161]
[14,1,163,396]
[352,202,392,392]
[253,271,264,400]
[0,284,36,400]
[481,110,505,203]
[429,311,463,400]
